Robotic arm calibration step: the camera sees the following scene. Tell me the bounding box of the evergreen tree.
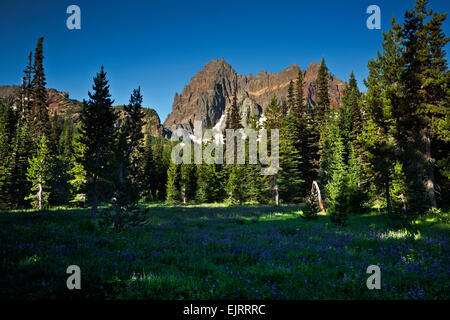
[0,100,18,208]
[226,164,245,205]
[278,114,303,203]
[166,160,180,203]
[7,123,33,209]
[59,119,75,203]
[339,72,362,153]
[111,87,145,226]
[30,37,49,139]
[68,130,87,207]
[287,80,295,109]
[153,138,169,200]
[225,84,241,130]
[391,160,409,220]
[295,68,305,114]
[225,85,245,204]
[291,67,319,197]
[123,87,145,184]
[21,52,33,124]
[47,113,66,205]
[264,94,283,129]
[180,162,197,204]
[315,57,330,124]
[263,94,282,205]
[326,130,349,225]
[405,0,449,210]
[196,162,224,203]
[360,18,403,217]
[77,66,117,219]
[26,134,52,210]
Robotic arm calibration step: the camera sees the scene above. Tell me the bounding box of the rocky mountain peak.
[163,60,346,134]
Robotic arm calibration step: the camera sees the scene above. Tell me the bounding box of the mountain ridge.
[0,58,347,137]
[163,58,346,133]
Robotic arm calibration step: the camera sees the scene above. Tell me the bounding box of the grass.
[0,203,448,300]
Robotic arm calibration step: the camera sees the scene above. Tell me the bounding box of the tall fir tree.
[7,123,33,209]
[360,17,404,217]
[315,57,330,124]
[68,129,87,206]
[225,84,245,204]
[77,66,117,219]
[21,52,33,124]
[263,94,283,205]
[112,87,146,227]
[180,162,197,204]
[278,113,303,203]
[30,37,49,139]
[166,160,180,203]
[0,100,19,208]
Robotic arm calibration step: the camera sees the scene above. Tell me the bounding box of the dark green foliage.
[225,86,245,204]
[6,123,33,209]
[153,138,170,200]
[0,100,19,208]
[113,87,145,210]
[180,162,197,203]
[302,192,319,220]
[278,114,303,203]
[295,68,306,114]
[225,84,241,130]
[287,80,295,112]
[68,129,87,206]
[47,113,71,206]
[77,66,118,219]
[226,165,245,205]
[359,0,449,218]
[166,161,180,203]
[315,57,330,124]
[291,68,319,198]
[263,94,283,205]
[196,162,226,203]
[140,135,155,201]
[320,73,366,224]
[139,135,171,202]
[264,94,282,130]
[21,52,33,124]
[30,37,49,139]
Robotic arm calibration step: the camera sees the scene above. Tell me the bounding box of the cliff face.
[0,85,82,120]
[0,85,163,136]
[164,58,238,133]
[163,59,346,133]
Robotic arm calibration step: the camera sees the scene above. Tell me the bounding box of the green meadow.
[1,203,448,300]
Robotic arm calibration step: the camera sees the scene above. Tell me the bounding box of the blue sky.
[0,0,449,122]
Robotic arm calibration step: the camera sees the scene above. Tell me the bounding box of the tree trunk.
[274,175,279,206]
[311,181,326,214]
[424,128,437,210]
[114,162,125,229]
[385,176,392,217]
[400,192,408,220]
[114,202,122,231]
[91,194,98,220]
[38,183,42,211]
